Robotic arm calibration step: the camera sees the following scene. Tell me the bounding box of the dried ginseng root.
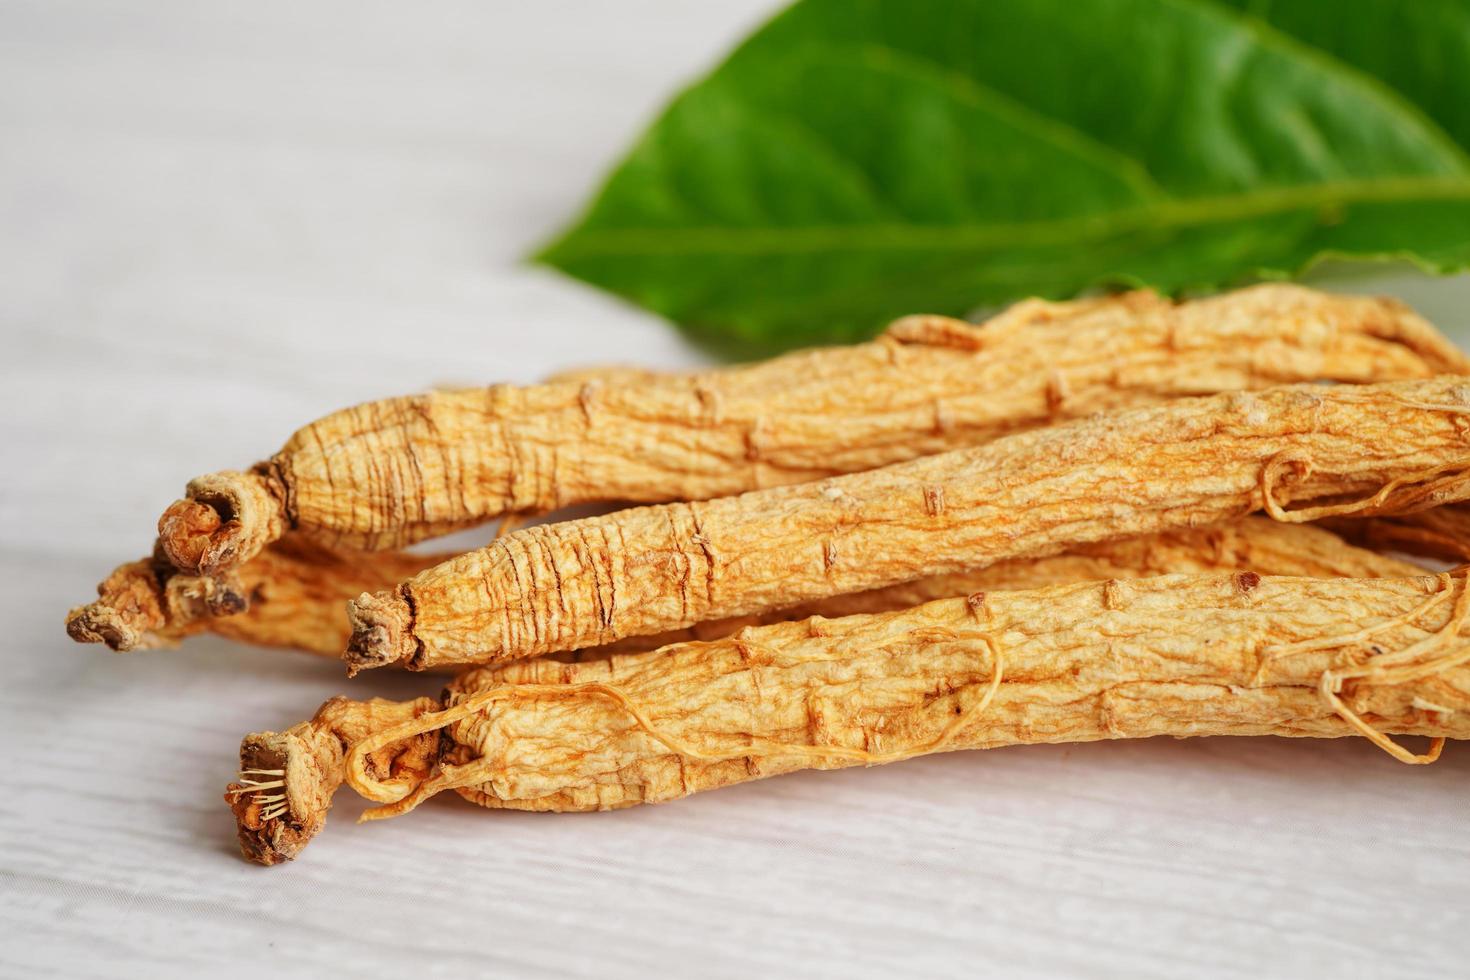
[605,516,1423,653]
[65,515,1418,663]
[65,537,448,656]
[157,285,1466,575]
[227,695,442,863]
[1329,505,1470,565]
[229,571,1470,864]
[345,377,1470,673]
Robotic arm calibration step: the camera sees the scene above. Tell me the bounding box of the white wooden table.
[2,3,1468,976]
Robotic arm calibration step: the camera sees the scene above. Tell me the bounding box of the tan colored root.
[324,572,1470,830]
[225,696,439,865]
[1327,505,1470,565]
[65,543,242,652]
[346,378,1470,672]
[158,467,288,576]
[159,285,1468,573]
[592,516,1423,655]
[67,536,450,657]
[68,513,1420,665]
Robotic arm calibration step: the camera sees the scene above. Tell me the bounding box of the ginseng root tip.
[343,590,417,673]
[64,558,171,652]
[64,603,144,652]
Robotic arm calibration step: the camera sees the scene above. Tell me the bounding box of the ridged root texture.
[66,536,448,657]
[168,285,1470,572]
[324,572,1470,838]
[343,378,1470,672]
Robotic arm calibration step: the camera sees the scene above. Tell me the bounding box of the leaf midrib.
[547,174,1470,257]
[553,5,1470,262]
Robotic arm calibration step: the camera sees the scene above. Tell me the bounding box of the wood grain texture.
[2,1,1469,978]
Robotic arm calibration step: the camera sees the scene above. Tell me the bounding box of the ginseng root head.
[158,469,286,575]
[344,590,418,674]
[227,697,442,865]
[225,725,342,866]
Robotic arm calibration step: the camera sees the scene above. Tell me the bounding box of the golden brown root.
[233,571,1467,861]
[65,556,187,651]
[225,696,439,865]
[68,536,449,658]
[207,539,449,658]
[1328,505,1470,564]
[158,468,288,575]
[226,718,343,865]
[161,285,1469,573]
[70,510,1421,662]
[592,516,1424,655]
[418,573,1470,807]
[73,509,1427,669]
[346,378,1470,673]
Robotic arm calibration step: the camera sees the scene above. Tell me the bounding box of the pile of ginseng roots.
[66,285,1470,864]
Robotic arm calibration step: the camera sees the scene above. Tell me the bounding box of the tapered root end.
[344,590,417,674]
[226,723,344,866]
[65,559,169,652]
[67,554,251,652]
[66,602,150,651]
[159,469,286,575]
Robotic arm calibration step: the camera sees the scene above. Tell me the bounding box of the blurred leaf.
[538,0,1470,357]
[1217,0,1470,149]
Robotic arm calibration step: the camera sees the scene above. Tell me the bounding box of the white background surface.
[2,2,1469,977]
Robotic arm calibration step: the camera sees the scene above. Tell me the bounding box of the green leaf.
[1216,0,1470,150]
[538,0,1470,357]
